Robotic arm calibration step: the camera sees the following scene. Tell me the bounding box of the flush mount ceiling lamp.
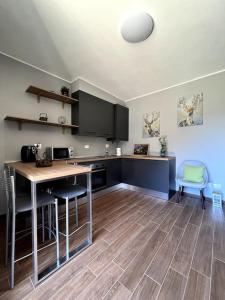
[121,12,154,43]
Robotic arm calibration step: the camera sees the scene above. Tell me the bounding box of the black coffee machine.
[21,146,37,162]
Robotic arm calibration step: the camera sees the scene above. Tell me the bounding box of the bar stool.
[53,183,86,260]
[3,168,60,288]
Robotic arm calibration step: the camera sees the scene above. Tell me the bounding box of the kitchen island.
[6,161,92,286]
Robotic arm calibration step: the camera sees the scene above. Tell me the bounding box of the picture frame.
[134,144,149,156]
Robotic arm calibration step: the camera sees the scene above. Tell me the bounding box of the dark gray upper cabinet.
[113,104,129,141]
[71,90,114,138]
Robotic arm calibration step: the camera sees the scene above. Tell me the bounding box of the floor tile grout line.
[211,256,225,265]
[102,204,145,233]
[111,222,157,269]
[191,267,210,279]
[115,221,162,291]
[114,220,161,274]
[152,203,177,227]
[112,260,126,271]
[158,205,185,233]
[126,272,161,300]
[84,201,183,299]
[169,267,188,279]
[102,214,145,245]
[78,261,123,300]
[209,215,215,300]
[102,281,118,299]
[144,272,162,285]
[103,211,145,240]
[102,279,129,300]
[181,204,205,300]
[88,222,144,275]
[135,202,161,224]
[126,219,180,300]
[176,205,195,230]
[99,261,125,299]
[87,264,101,278]
[86,241,112,267]
[125,217,182,298]
[49,265,93,300]
[154,204,196,300]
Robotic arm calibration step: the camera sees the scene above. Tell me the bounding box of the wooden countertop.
[68,154,175,164]
[6,161,91,182]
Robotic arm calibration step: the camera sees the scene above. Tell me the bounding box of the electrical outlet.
[84,145,90,149]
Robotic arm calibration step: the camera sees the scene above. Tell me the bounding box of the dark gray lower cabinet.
[77,158,176,200]
[106,159,121,187]
[121,158,176,199]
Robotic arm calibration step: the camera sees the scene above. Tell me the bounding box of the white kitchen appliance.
[116,147,122,156]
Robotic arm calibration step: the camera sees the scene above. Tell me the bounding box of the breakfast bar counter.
[7,161,91,182]
[6,161,92,286]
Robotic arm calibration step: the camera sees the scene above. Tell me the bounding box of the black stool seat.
[15,192,55,213]
[53,184,86,200]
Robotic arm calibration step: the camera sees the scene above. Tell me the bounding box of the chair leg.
[48,204,52,240]
[177,186,182,203]
[10,212,16,289]
[5,209,10,266]
[75,197,78,227]
[41,206,45,244]
[200,190,206,209]
[66,197,69,261]
[54,199,60,267]
[181,186,184,196]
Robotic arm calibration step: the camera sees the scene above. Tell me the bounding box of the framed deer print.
[177,93,203,127]
[143,111,160,138]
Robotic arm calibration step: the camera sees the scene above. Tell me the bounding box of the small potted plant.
[159,135,167,157]
[61,86,70,97]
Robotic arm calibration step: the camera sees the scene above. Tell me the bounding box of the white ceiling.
[0,0,225,101]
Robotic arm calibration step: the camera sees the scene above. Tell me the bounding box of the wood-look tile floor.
[1,188,225,300]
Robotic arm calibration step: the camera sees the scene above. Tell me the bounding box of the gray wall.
[0,54,121,214]
[121,72,225,199]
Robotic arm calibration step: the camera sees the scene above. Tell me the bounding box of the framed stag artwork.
[143,111,160,138]
[177,93,203,127]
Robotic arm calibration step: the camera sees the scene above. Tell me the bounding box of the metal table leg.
[31,181,38,285]
[66,197,69,260]
[86,173,92,243]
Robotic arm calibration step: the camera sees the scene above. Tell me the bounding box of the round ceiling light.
[121,12,154,43]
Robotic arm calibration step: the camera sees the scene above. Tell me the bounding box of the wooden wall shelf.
[26,85,78,108]
[5,116,79,133]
